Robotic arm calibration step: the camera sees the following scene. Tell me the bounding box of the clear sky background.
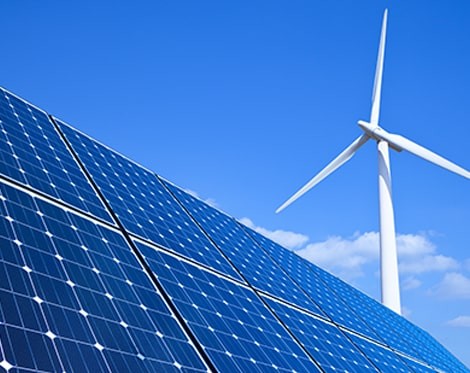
[1,0,469,366]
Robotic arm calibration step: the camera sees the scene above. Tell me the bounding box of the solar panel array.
[0,86,468,372]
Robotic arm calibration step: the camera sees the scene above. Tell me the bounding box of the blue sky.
[2,0,469,366]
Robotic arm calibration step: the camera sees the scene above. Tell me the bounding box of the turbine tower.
[275,9,470,315]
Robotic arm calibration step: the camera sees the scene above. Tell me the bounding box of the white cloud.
[239,218,309,250]
[402,277,422,291]
[447,316,470,328]
[236,218,461,294]
[431,272,470,299]
[296,231,453,281]
[296,232,378,280]
[396,234,435,256]
[184,189,218,208]
[399,255,458,274]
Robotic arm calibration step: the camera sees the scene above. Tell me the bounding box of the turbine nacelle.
[357,120,403,152]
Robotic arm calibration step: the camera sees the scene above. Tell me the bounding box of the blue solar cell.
[56,119,241,280]
[264,297,377,372]
[411,328,469,372]
[0,182,208,372]
[134,239,323,372]
[243,224,381,339]
[242,224,469,372]
[346,333,420,372]
[0,88,112,223]
[304,262,418,349]
[400,355,442,373]
[164,181,327,318]
[304,262,467,372]
[363,302,469,373]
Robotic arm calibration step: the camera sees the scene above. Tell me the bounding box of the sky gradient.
[1,0,469,366]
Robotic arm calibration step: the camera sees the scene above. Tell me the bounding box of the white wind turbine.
[275,9,470,315]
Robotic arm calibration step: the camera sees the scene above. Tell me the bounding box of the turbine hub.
[358,120,380,139]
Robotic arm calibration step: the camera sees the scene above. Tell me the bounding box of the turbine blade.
[375,130,470,179]
[370,9,388,126]
[276,134,370,213]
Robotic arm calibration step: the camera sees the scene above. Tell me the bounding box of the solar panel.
[305,259,468,372]
[55,119,241,280]
[0,182,208,372]
[0,88,467,372]
[164,180,327,318]
[246,229,464,371]
[242,224,381,339]
[412,328,469,372]
[0,88,112,224]
[346,333,427,372]
[134,239,322,372]
[264,297,376,371]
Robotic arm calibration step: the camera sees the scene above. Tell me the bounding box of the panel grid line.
[56,117,242,281]
[50,116,216,372]
[160,176,329,372]
[161,179,330,315]
[1,196,68,372]
[121,224,247,287]
[239,221,441,369]
[302,256,443,370]
[235,221,399,370]
[274,228,438,370]
[0,181,209,371]
[0,87,113,224]
[0,173,114,229]
[160,177,462,371]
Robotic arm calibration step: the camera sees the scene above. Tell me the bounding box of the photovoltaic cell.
[134,239,322,372]
[242,224,380,339]
[240,218,465,372]
[0,182,207,372]
[264,297,377,372]
[361,302,468,373]
[411,328,469,372]
[164,180,327,318]
[305,262,417,348]
[400,356,441,373]
[56,119,241,280]
[305,261,466,372]
[0,88,112,224]
[346,333,421,372]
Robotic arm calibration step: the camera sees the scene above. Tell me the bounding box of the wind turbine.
[275,9,470,315]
